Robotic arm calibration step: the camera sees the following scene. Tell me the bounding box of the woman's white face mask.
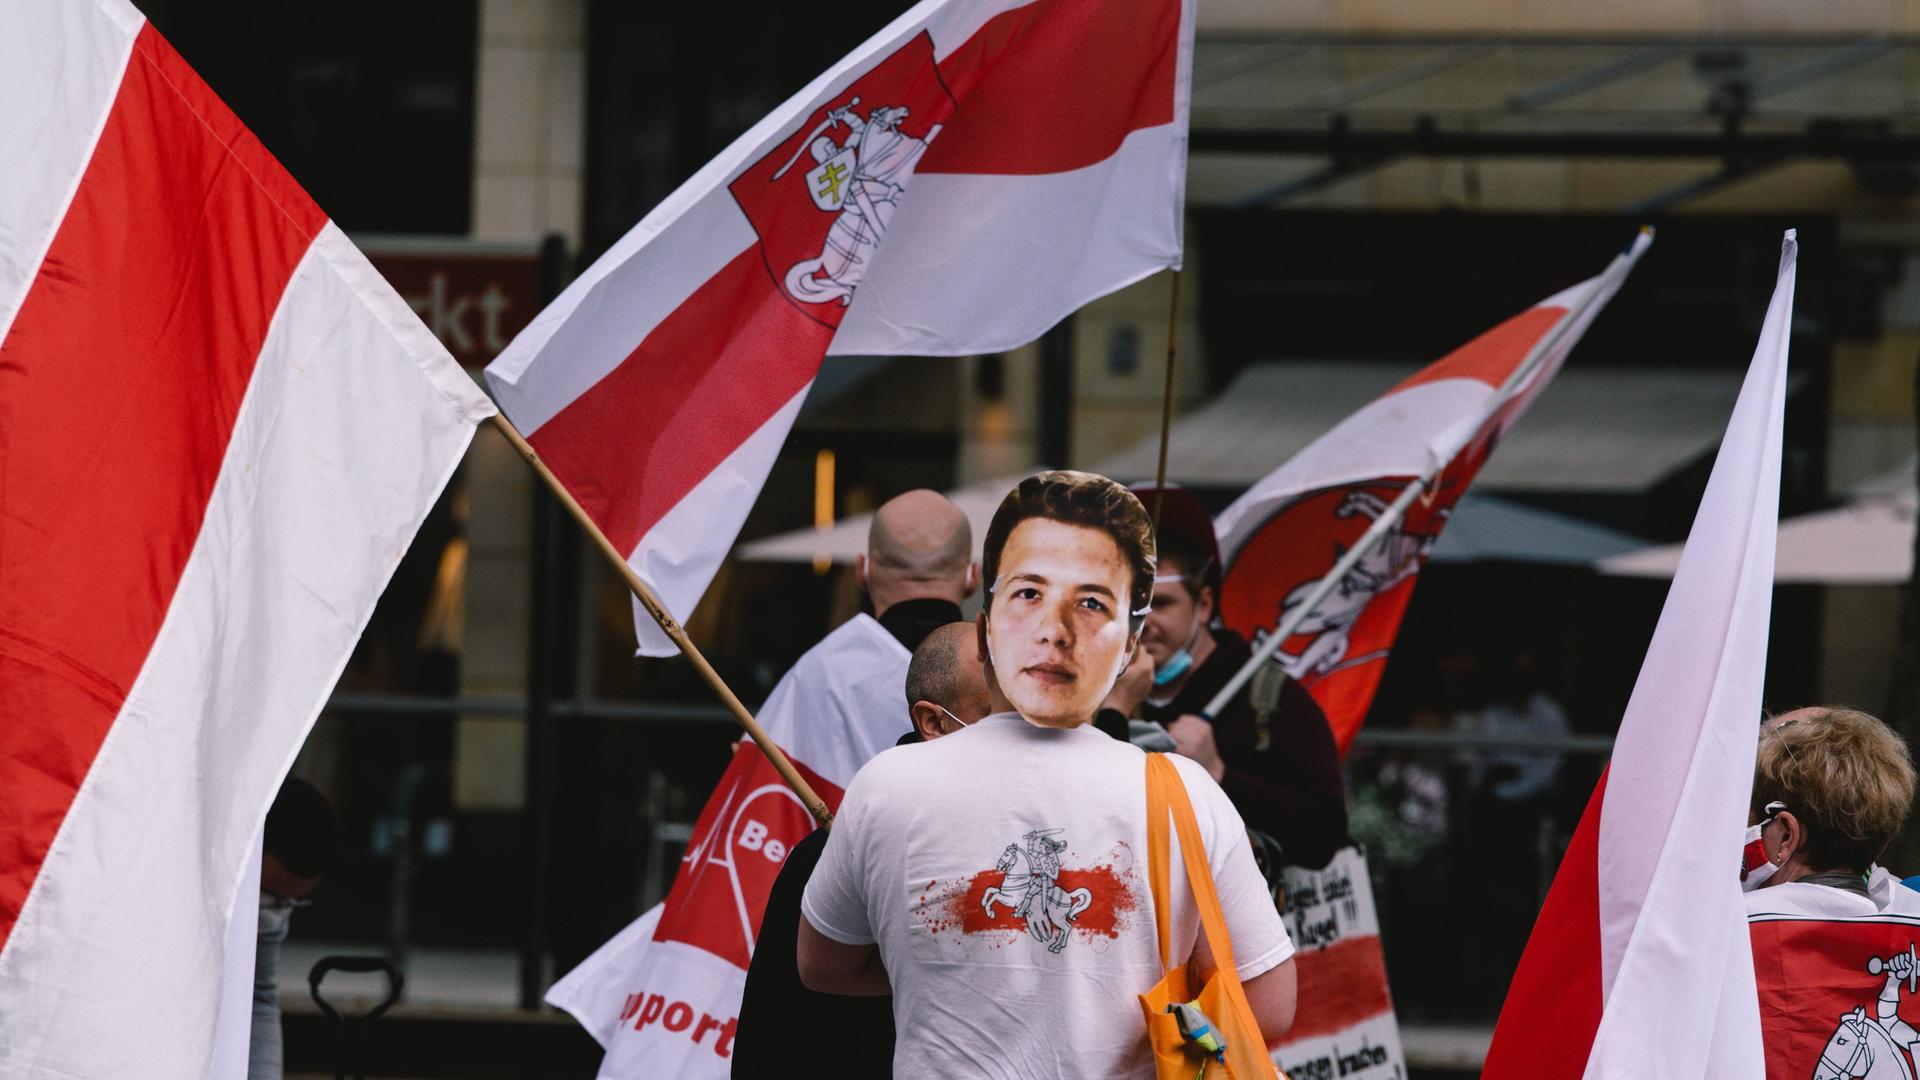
[1741,801,1787,892]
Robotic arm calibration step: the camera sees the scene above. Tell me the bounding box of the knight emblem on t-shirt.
[981,829,1095,954]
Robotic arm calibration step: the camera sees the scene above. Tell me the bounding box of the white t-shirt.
[802,712,1295,1079]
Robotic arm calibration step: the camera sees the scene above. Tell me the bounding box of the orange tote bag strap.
[1146,751,1176,972]
[1149,753,1242,978]
[1145,753,1283,1080]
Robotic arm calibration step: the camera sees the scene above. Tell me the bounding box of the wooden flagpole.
[487,412,833,827]
[1150,269,1182,532]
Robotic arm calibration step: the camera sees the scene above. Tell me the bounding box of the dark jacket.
[1101,630,1348,869]
[732,829,891,1077]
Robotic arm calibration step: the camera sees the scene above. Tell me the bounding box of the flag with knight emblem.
[1211,231,1650,753]
[485,0,1195,656]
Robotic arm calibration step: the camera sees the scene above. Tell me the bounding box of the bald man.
[904,622,996,742]
[733,623,991,1079]
[860,489,978,652]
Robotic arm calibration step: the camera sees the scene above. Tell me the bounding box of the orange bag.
[1137,753,1284,1080]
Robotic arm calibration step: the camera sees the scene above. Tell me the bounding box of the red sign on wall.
[365,242,545,368]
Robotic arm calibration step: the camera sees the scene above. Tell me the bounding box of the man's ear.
[1197,583,1215,624]
[856,553,869,591]
[965,561,980,596]
[976,612,991,665]
[910,700,945,741]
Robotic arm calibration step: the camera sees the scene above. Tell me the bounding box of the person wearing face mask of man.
[798,471,1297,1079]
[1096,486,1347,871]
[733,622,993,1079]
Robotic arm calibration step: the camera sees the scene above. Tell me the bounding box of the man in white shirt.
[798,470,1297,1078]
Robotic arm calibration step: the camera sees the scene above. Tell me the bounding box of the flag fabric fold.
[1211,233,1649,751]
[484,0,1195,655]
[1482,231,1796,1079]
[0,3,495,1075]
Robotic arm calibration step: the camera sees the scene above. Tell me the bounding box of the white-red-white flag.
[1211,232,1650,751]
[1482,233,1796,1079]
[0,4,495,1076]
[1747,869,1920,1079]
[484,0,1194,654]
[545,614,911,1076]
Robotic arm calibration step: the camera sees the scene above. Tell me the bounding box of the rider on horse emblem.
[770,96,942,309]
[1815,943,1920,1079]
[981,828,1094,955]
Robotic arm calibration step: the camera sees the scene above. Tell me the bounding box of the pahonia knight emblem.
[770,98,941,308]
[728,32,956,329]
[981,829,1095,955]
[1815,943,1920,1080]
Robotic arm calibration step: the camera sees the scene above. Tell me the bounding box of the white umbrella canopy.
[1600,489,1918,584]
[736,476,1027,565]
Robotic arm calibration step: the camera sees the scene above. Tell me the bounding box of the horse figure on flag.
[1814,945,1920,1080]
[981,830,1093,954]
[1273,489,1447,680]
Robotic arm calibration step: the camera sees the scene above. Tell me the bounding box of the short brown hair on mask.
[980,471,1157,630]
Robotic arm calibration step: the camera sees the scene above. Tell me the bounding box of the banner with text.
[1271,846,1407,1080]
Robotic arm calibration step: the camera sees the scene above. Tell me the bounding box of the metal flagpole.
[1201,226,1655,720]
[1151,269,1183,532]
[487,411,834,827]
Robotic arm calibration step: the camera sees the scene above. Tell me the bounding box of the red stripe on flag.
[921,0,1179,176]
[526,248,833,558]
[1389,305,1567,395]
[0,23,326,950]
[1280,933,1395,1043]
[1482,768,1608,1078]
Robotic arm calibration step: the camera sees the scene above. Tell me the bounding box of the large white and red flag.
[484,0,1193,654]
[0,3,495,1076]
[1211,232,1651,752]
[1482,232,1796,1078]
[545,614,911,1076]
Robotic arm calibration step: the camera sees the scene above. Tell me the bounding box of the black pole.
[520,233,571,1010]
[1039,319,1074,469]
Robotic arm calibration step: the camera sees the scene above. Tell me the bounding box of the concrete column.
[456,0,588,812]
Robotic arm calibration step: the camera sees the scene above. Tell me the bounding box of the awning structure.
[738,484,1640,569]
[1601,489,1917,584]
[1091,361,1748,494]
[1184,36,1920,209]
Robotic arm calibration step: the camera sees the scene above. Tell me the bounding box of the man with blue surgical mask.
[1097,486,1348,872]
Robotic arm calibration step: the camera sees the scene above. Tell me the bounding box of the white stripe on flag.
[0,224,491,1078]
[0,0,141,343]
[1579,233,1793,1079]
[628,382,812,655]
[829,123,1186,357]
